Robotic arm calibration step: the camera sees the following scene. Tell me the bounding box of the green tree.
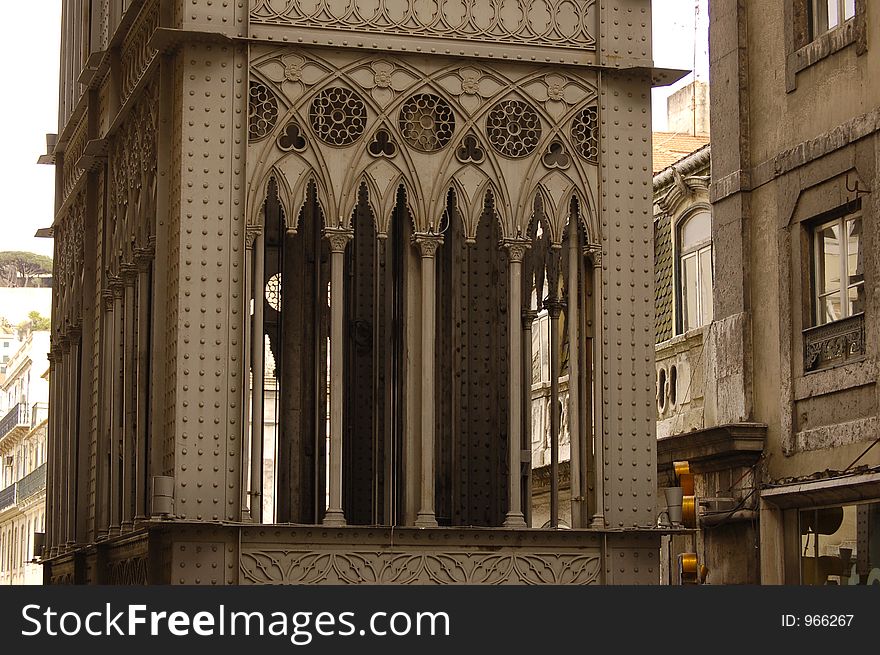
[0,251,53,287]
[24,311,51,331]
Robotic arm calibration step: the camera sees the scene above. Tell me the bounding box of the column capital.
[102,288,116,311]
[66,320,82,340]
[545,298,566,319]
[502,237,531,263]
[324,226,354,253]
[521,309,539,328]
[412,232,444,258]
[584,243,602,267]
[119,262,138,284]
[134,245,155,271]
[245,224,263,250]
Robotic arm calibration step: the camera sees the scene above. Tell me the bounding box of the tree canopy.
[0,251,53,287]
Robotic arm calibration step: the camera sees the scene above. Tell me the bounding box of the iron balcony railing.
[0,482,14,512]
[17,463,46,502]
[0,403,30,438]
[803,313,866,372]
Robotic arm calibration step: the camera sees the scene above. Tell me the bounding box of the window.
[800,501,880,585]
[813,212,863,325]
[810,0,856,39]
[677,210,713,333]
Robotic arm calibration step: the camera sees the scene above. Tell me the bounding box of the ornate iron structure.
[43,0,677,585]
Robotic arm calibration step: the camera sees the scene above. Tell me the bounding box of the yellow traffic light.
[679,554,709,585]
[673,460,698,528]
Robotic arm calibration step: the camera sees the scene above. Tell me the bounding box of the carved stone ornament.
[245,225,263,250]
[413,232,444,258]
[324,226,354,253]
[240,549,601,585]
[503,238,531,263]
[803,313,866,371]
[584,243,602,267]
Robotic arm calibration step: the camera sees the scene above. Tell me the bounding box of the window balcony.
[0,402,29,439]
[803,312,866,372]
[17,463,47,503]
[0,482,14,512]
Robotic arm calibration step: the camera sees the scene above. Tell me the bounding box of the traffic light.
[679,553,709,585]
[673,460,697,528]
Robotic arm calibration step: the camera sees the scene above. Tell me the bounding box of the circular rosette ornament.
[309,87,368,147]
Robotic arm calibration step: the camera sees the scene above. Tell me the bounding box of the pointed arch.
[342,159,418,238]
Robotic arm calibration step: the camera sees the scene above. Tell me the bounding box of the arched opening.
[342,183,410,525]
[258,178,329,524]
[436,189,509,526]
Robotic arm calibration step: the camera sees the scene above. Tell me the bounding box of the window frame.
[675,207,714,335]
[810,208,863,327]
[809,0,856,40]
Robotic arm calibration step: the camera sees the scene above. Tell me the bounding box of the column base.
[503,513,527,528]
[322,509,347,527]
[414,512,438,528]
[590,515,606,529]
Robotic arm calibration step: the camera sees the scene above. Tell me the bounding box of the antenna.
[693,0,699,136]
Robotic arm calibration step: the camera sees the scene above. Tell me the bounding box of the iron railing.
[0,482,14,511]
[17,463,46,502]
[803,313,866,372]
[0,403,29,438]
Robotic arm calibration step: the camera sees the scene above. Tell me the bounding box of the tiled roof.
[652,132,710,174]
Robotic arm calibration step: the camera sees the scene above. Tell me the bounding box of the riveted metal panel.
[172,541,233,585]
[598,0,653,68]
[604,533,661,584]
[181,0,248,38]
[599,71,657,528]
[172,43,248,521]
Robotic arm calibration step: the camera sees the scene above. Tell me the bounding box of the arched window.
[677,209,713,333]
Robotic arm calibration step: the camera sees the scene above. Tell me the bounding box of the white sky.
[2,1,706,258]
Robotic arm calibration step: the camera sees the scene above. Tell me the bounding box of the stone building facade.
[0,330,49,585]
[42,0,680,585]
[708,0,880,584]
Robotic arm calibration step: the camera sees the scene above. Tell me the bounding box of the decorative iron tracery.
[455,134,485,164]
[277,121,307,152]
[571,105,599,162]
[368,128,397,157]
[249,81,279,142]
[309,87,368,146]
[486,100,542,158]
[399,93,456,152]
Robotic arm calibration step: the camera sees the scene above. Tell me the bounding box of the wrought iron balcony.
[803,313,866,372]
[0,482,14,512]
[17,463,46,502]
[0,402,30,438]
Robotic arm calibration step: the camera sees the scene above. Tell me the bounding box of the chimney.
[667,80,710,137]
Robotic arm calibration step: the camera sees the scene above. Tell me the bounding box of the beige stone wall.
[710,0,880,582]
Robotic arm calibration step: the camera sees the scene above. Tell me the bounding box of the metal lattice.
[248,82,279,141]
[486,100,541,158]
[398,93,455,152]
[265,273,281,311]
[309,87,368,146]
[571,106,599,162]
